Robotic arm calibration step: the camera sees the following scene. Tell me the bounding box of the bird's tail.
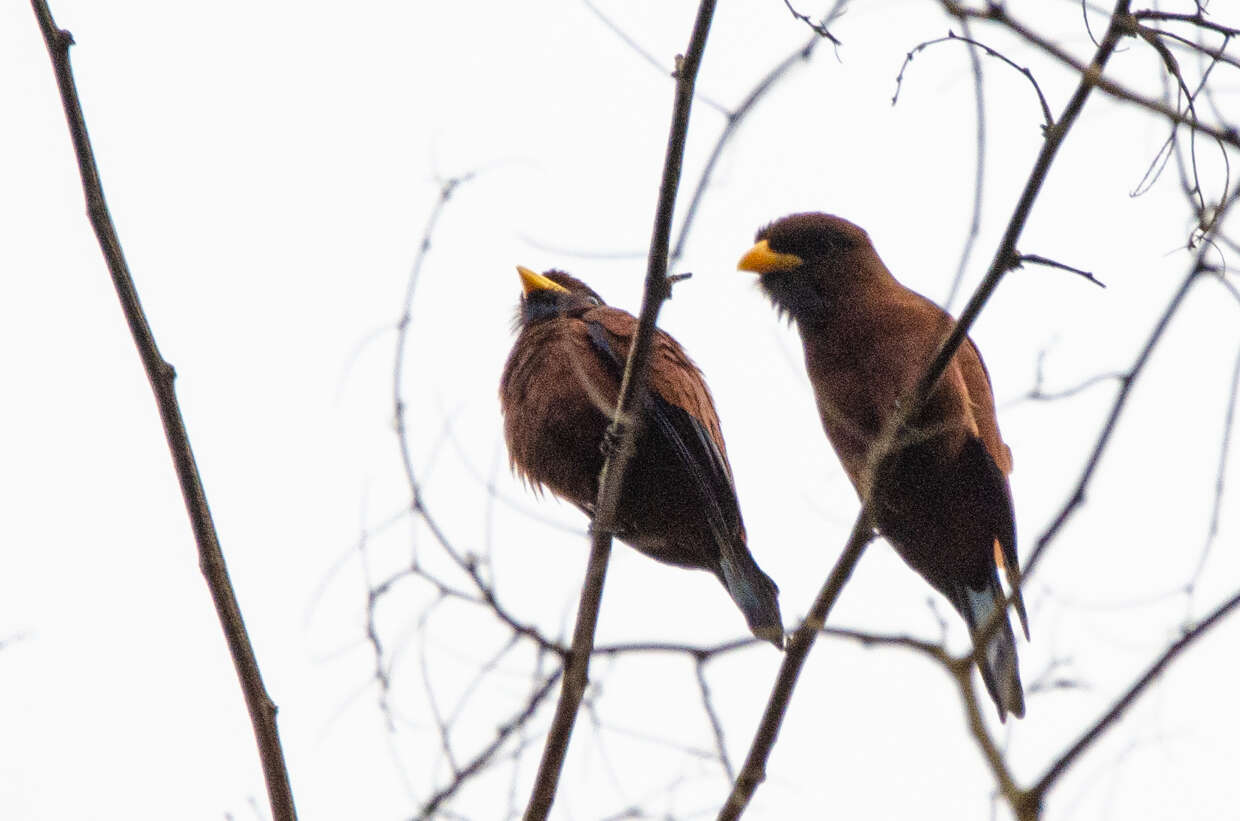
[719,549,784,649]
[958,579,1025,721]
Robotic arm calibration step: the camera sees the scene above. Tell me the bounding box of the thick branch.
[719,4,1134,816]
[30,2,296,818]
[522,2,719,818]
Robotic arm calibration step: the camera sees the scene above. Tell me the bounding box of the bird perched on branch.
[737,212,1028,719]
[500,266,784,648]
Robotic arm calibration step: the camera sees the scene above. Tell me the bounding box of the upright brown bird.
[737,213,1028,719]
[500,266,784,647]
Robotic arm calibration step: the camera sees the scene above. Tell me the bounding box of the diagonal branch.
[719,3,1135,816]
[782,0,842,44]
[418,670,563,819]
[1025,203,1237,579]
[1020,588,1240,818]
[719,511,876,820]
[523,2,720,818]
[29,2,296,818]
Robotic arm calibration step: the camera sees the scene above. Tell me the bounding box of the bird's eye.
[584,296,601,307]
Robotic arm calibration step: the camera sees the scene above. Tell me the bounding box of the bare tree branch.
[942,1,1240,149]
[672,1,849,264]
[695,660,736,782]
[945,17,988,310]
[719,511,876,820]
[29,3,296,818]
[720,4,1135,816]
[1027,198,1238,579]
[418,670,563,819]
[892,29,1055,129]
[524,3,721,817]
[583,0,730,115]
[1017,253,1106,287]
[782,0,843,45]
[1134,10,1240,39]
[1020,587,1240,817]
[394,174,477,566]
[1191,338,1240,588]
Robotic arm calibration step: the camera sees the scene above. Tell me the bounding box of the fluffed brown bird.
[499,266,784,647]
[737,212,1028,719]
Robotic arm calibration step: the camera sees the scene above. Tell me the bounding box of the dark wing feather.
[960,434,1028,639]
[583,318,742,547]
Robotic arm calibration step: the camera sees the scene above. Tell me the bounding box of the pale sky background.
[2,1,1238,819]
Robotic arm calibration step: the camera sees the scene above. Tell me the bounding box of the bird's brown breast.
[500,316,618,506]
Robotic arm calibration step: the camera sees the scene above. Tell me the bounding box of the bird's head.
[513,266,605,328]
[737,212,882,324]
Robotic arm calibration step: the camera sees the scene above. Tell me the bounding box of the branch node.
[781,0,842,45]
[159,360,177,383]
[665,271,693,298]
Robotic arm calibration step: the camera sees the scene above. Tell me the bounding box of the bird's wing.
[583,309,742,543]
[958,335,1013,474]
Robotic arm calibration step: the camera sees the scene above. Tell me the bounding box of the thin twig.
[892,29,1055,130]
[1141,24,1240,72]
[1019,372,1125,404]
[583,0,730,116]
[1017,253,1106,287]
[418,671,564,819]
[945,17,988,310]
[695,661,736,782]
[821,626,1024,801]
[29,3,296,818]
[1027,207,1236,578]
[781,0,842,45]
[916,1,1131,416]
[387,176,569,660]
[523,3,720,818]
[1190,337,1240,589]
[1133,10,1240,39]
[942,1,1240,150]
[672,1,848,264]
[393,175,476,566]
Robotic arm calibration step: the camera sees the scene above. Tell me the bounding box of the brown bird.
[499,266,784,647]
[737,212,1028,719]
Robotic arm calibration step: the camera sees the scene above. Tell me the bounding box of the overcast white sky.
[2,1,1238,819]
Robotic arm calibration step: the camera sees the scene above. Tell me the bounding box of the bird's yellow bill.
[737,240,804,275]
[517,265,570,295]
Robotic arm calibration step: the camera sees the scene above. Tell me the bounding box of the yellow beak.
[517,265,570,295]
[736,239,804,275]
